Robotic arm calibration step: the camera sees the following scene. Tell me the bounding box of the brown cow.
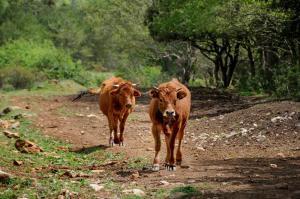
[99,77,141,146]
[149,79,191,171]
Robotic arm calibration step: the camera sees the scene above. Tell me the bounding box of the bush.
[0,66,39,89]
[0,39,78,80]
[116,65,168,87]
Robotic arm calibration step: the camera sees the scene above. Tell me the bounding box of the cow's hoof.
[114,138,120,144]
[152,164,160,171]
[165,164,176,171]
[109,138,114,147]
[119,141,124,146]
[176,161,182,166]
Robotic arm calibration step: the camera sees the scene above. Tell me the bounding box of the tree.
[145,0,292,88]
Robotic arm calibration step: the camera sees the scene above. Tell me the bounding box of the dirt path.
[10,90,300,199]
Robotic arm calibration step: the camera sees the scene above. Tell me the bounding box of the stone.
[89,184,104,192]
[130,171,140,180]
[159,180,170,186]
[2,107,12,114]
[91,169,105,174]
[11,121,20,129]
[0,170,11,181]
[270,163,278,168]
[122,189,145,197]
[225,131,239,138]
[15,139,43,153]
[0,120,10,129]
[271,116,286,123]
[13,160,24,166]
[196,146,205,151]
[276,153,285,158]
[3,130,20,139]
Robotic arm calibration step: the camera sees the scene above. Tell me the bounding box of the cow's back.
[99,77,126,116]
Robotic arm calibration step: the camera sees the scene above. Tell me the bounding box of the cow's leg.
[166,124,179,171]
[163,126,171,167]
[108,112,119,145]
[107,114,114,147]
[176,121,186,166]
[152,124,162,171]
[119,111,129,146]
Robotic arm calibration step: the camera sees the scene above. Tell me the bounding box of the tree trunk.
[246,46,255,77]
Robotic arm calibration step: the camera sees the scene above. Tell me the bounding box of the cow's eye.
[159,98,163,102]
[173,100,176,105]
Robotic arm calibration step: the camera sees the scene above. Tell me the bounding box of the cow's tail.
[72,87,101,102]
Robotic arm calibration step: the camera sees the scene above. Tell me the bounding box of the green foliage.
[0,66,40,90]
[116,65,168,87]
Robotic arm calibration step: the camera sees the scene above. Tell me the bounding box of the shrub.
[116,65,168,87]
[0,66,39,89]
[0,39,78,80]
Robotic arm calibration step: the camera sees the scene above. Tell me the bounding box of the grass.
[127,157,149,170]
[0,112,115,198]
[0,79,86,97]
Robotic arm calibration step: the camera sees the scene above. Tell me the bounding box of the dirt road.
[9,89,300,198]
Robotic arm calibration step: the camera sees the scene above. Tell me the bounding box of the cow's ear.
[177,90,187,100]
[149,89,159,98]
[110,89,119,96]
[133,89,141,97]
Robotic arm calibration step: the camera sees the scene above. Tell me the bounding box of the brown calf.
[149,79,191,171]
[99,77,141,146]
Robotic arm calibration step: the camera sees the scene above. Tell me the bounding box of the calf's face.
[110,84,141,109]
[150,87,187,119]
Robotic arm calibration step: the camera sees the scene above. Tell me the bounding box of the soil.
[9,88,300,199]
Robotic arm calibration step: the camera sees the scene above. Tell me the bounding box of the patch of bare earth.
[11,89,300,199]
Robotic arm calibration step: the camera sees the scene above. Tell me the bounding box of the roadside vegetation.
[0,0,298,99]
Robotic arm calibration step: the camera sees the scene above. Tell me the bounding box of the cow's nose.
[126,104,132,108]
[166,110,175,117]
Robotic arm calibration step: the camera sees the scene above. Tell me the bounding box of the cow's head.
[110,83,141,109]
[149,86,187,119]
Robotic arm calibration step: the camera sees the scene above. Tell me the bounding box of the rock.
[187,179,196,184]
[253,123,258,127]
[256,134,266,142]
[271,116,286,123]
[0,170,11,181]
[180,165,190,169]
[270,163,278,168]
[241,128,248,136]
[13,160,24,166]
[146,147,153,151]
[3,130,20,139]
[226,131,239,138]
[13,114,23,120]
[11,121,20,129]
[159,180,170,186]
[57,195,64,199]
[87,114,99,119]
[274,182,288,189]
[130,171,140,180]
[91,169,105,174]
[2,107,12,114]
[75,113,84,117]
[89,184,104,192]
[62,171,77,178]
[15,139,43,153]
[0,120,10,129]
[196,146,205,151]
[276,153,285,158]
[122,189,145,197]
